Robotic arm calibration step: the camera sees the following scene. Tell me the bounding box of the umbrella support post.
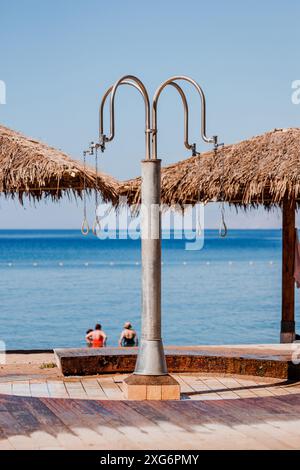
[281,198,296,343]
[124,159,180,400]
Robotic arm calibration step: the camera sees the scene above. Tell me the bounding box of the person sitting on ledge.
[118,322,138,347]
[86,323,107,348]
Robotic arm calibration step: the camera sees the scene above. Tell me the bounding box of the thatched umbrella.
[119,128,300,208]
[0,124,119,203]
[118,127,300,344]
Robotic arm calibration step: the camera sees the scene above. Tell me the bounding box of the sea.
[0,229,298,350]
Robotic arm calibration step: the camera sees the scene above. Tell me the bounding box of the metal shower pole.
[98,74,217,380]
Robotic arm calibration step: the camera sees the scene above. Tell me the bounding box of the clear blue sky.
[0,0,299,228]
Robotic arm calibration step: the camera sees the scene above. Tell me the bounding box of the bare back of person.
[86,324,107,348]
[119,322,138,347]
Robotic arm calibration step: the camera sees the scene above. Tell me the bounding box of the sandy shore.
[0,353,62,381]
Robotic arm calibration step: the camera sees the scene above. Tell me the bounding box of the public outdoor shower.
[86,75,219,390]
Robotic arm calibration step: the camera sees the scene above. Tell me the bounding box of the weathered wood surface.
[0,389,300,449]
[281,198,296,343]
[54,345,300,379]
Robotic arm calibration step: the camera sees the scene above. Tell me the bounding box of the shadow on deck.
[1,392,300,449]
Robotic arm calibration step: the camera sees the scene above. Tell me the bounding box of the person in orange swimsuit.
[85,324,107,348]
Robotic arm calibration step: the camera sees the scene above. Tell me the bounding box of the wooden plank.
[189,392,223,401]
[43,397,138,449]
[64,381,86,399]
[0,382,12,395]
[12,381,31,397]
[232,378,275,398]
[180,375,210,393]
[29,430,66,450]
[172,374,194,393]
[187,400,266,449]
[281,383,300,394]
[269,418,300,447]
[248,387,275,398]
[97,378,124,400]
[113,376,127,394]
[81,379,107,399]
[24,395,68,428]
[78,399,144,449]
[8,396,65,450]
[129,400,186,434]
[30,381,50,398]
[31,397,87,450]
[222,377,259,398]
[200,377,226,391]
[98,401,168,449]
[217,390,240,400]
[126,401,190,449]
[41,398,111,448]
[0,438,15,450]
[262,385,289,397]
[217,376,245,389]
[179,375,211,392]
[178,375,225,400]
[46,381,68,398]
[233,422,287,450]
[250,421,296,450]
[0,409,38,450]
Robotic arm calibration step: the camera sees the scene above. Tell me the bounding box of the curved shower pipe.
[99,75,151,160]
[152,75,218,159]
[99,76,194,159]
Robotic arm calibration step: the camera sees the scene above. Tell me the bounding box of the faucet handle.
[89,141,96,155]
[99,134,106,153]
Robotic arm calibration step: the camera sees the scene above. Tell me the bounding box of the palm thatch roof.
[0,124,118,203]
[119,128,300,208]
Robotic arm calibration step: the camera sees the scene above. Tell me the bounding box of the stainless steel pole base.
[134,339,168,375]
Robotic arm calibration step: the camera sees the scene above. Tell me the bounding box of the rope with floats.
[214,142,227,238]
[92,144,101,236]
[196,154,203,238]
[81,141,113,237]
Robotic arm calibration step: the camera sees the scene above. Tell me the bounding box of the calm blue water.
[0,229,298,349]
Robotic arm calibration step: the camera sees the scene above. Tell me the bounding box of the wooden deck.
[1,373,300,401]
[0,373,300,449]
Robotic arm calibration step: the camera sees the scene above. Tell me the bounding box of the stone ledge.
[54,345,300,379]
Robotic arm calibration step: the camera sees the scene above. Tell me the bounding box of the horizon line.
[0,228,282,231]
